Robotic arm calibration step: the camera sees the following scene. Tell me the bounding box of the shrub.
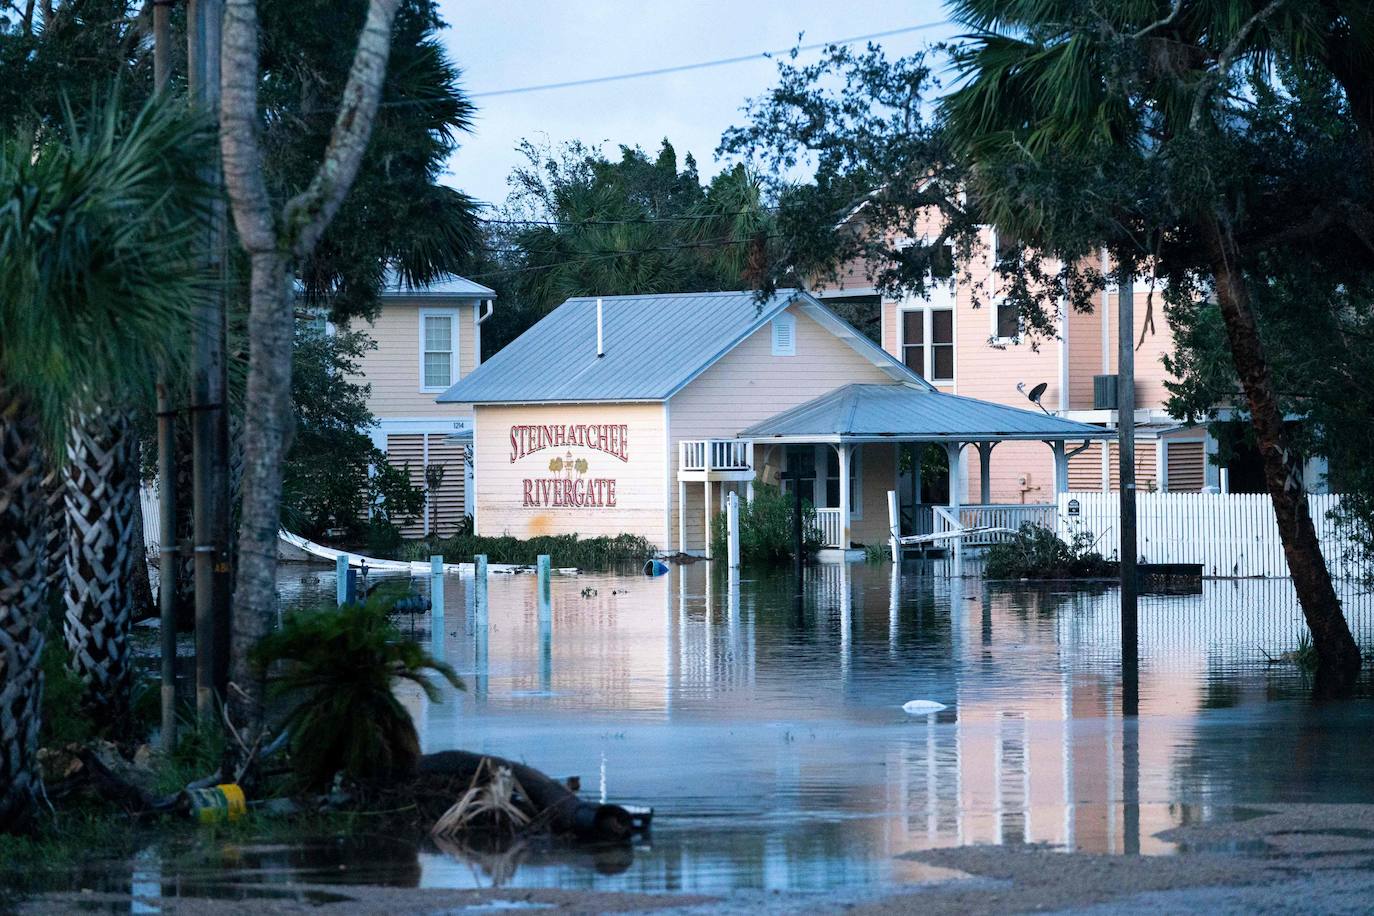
[710,484,824,566]
[395,531,654,569]
[254,596,462,789]
[984,524,1114,579]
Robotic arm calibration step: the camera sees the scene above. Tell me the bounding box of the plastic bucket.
[187,783,247,824]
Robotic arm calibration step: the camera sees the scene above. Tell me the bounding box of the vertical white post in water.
[430,555,444,621]
[335,554,349,606]
[726,491,741,569]
[473,553,488,697]
[887,490,900,562]
[537,554,552,693]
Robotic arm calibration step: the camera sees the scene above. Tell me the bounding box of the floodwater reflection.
[275,562,1374,893]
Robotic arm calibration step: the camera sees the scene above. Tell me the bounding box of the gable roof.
[740,383,1113,442]
[437,290,924,405]
[380,270,494,299]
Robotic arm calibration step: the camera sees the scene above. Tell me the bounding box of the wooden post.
[887,490,900,563]
[1118,273,1139,714]
[838,443,851,551]
[335,554,349,606]
[677,479,687,556]
[430,555,444,621]
[726,491,741,569]
[702,481,712,559]
[945,442,964,576]
[154,0,177,752]
[188,0,231,720]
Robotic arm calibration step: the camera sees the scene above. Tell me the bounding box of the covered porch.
[727,383,1112,554]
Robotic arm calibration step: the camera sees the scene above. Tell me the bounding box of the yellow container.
[187,783,247,824]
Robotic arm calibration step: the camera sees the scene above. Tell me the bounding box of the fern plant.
[255,596,462,789]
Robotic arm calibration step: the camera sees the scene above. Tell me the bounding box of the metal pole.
[188,0,231,719]
[430,555,444,621]
[153,0,177,753]
[726,491,740,569]
[1117,270,1139,715]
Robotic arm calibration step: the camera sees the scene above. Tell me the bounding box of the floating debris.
[902,700,948,715]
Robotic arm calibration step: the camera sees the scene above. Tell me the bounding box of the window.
[902,307,954,382]
[771,313,796,356]
[824,447,863,518]
[420,310,456,389]
[993,298,1019,340]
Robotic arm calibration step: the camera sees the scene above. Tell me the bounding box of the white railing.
[1057,491,1366,579]
[679,439,752,473]
[813,508,843,548]
[927,503,1055,547]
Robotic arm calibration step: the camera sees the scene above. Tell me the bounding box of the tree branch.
[220,0,277,255]
[1130,0,1183,40]
[1189,0,1286,130]
[283,0,401,260]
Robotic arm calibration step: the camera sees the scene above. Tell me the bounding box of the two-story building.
[349,272,495,537]
[815,225,1330,505]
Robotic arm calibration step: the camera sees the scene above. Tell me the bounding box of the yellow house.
[349,272,495,537]
[437,290,1109,555]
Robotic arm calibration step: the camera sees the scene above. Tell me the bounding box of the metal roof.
[437,290,920,405]
[380,270,495,298]
[740,383,1115,442]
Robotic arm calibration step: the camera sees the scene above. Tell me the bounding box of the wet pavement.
[18,561,1374,909]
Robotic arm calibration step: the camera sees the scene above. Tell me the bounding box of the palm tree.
[0,96,210,829]
[942,0,1371,690]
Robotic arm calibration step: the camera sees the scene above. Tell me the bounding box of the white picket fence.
[1056,491,1364,579]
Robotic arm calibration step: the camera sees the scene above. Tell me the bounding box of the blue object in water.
[643,559,670,577]
[392,593,431,614]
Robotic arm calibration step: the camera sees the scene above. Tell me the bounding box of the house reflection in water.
[394,563,1374,889]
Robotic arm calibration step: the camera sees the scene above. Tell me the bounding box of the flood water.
[261,561,1374,895]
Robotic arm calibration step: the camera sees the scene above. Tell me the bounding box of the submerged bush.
[396,531,655,569]
[710,484,824,566]
[984,524,1114,579]
[255,596,462,789]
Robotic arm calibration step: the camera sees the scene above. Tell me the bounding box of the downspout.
[473,297,493,367]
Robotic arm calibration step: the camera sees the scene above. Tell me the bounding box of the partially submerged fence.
[1057,491,1364,579]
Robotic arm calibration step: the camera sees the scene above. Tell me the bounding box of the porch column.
[838,443,852,550]
[745,440,755,502]
[678,479,687,555]
[976,441,995,504]
[945,442,964,574]
[1048,440,1069,495]
[703,480,712,558]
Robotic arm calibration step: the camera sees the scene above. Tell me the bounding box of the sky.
[432,1,962,207]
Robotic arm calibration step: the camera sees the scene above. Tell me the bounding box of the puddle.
[71,563,1374,899]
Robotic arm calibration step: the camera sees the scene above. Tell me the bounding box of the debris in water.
[902,700,948,715]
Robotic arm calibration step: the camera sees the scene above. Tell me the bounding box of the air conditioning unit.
[1093,374,1119,411]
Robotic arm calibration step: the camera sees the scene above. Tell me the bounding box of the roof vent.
[596,297,604,358]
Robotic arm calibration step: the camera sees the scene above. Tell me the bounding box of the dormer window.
[771,313,796,356]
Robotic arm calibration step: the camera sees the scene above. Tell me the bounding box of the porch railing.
[931,503,1055,545]
[679,438,752,473]
[813,507,843,548]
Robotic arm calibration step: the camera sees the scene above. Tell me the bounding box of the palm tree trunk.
[0,388,48,833]
[40,462,65,602]
[62,404,140,729]
[1206,218,1362,692]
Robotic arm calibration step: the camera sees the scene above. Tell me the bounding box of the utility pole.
[188,0,232,719]
[152,0,178,751]
[1117,269,1139,715]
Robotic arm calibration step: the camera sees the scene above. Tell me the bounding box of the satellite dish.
[1024,381,1052,416]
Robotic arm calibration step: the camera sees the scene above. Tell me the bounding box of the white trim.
[851,444,863,521]
[1057,296,1070,413]
[419,307,460,392]
[663,402,673,552]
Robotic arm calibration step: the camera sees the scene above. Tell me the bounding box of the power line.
[469,21,950,99]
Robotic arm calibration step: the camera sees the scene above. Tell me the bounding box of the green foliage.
[39,633,92,748]
[281,324,424,539]
[864,543,890,564]
[399,531,654,569]
[472,138,773,352]
[985,524,1113,580]
[153,718,229,797]
[263,0,481,322]
[0,94,213,443]
[255,596,461,789]
[709,485,823,566]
